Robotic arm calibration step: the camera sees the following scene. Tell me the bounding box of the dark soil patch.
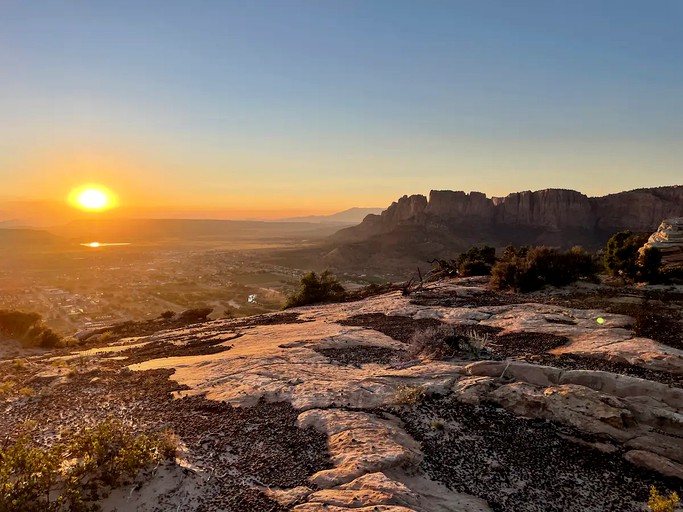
[534,353,683,387]
[338,313,443,343]
[544,317,577,325]
[0,367,331,511]
[314,346,403,366]
[393,397,681,512]
[490,332,570,358]
[227,312,311,328]
[119,333,241,365]
[410,290,515,308]
[412,286,683,351]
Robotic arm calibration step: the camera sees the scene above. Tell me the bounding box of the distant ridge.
[279,207,384,224]
[0,228,63,249]
[325,185,683,273]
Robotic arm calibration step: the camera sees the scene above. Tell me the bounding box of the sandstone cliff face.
[338,186,683,244]
[642,217,683,269]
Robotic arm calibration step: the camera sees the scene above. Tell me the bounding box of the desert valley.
[2,2,683,511]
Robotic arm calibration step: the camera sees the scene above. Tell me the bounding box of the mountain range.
[323,186,683,274]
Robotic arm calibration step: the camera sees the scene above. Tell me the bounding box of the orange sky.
[2,2,682,223]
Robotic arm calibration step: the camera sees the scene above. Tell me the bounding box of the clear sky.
[1,0,682,219]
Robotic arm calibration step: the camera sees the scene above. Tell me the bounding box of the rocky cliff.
[329,186,683,272]
[642,217,683,269]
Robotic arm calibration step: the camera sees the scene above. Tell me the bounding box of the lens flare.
[68,184,118,212]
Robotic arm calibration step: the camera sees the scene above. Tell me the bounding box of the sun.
[68,184,118,212]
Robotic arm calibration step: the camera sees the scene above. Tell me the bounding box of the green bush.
[456,245,497,277]
[638,246,663,283]
[604,231,648,279]
[284,271,345,308]
[491,246,599,292]
[0,420,177,512]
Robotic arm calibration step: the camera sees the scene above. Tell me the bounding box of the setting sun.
[68,185,118,212]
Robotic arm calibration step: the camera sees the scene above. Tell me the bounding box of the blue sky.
[1,0,682,216]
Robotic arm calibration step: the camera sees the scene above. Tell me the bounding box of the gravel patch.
[393,397,680,512]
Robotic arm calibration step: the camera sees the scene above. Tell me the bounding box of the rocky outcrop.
[331,187,683,268]
[642,218,683,269]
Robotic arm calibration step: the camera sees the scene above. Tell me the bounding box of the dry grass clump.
[407,325,457,360]
[408,325,491,360]
[648,486,680,512]
[395,384,427,406]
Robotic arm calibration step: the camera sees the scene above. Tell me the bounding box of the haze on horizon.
[1,0,682,223]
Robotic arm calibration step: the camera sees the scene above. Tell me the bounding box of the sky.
[1,0,682,220]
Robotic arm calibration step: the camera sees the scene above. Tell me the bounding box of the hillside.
[279,207,384,224]
[325,186,683,274]
[0,228,64,249]
[1,278,682,511]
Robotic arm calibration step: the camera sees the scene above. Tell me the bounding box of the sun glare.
[68,185,118,212]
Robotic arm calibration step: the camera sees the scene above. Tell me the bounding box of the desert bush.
[491,246,599,292]
[604,231,648,279]
[429,246,497,280]
[395,384,426,406]
[159,310,176,320]
[638,246,663,283]
[0,381,14,398]
[0,420,178,512]
[647,486,680,512]
[178,307,213,323]
[284,271,345,308]
[408,325,458,359]
[97,331,116,344]
[456,245,497,277]
[0,310,63,348]
[430,420,445,431]
[459,328,490,357]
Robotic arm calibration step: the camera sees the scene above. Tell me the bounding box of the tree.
[456,245,497,276]
[284,271,345,308]
[638,246,662,283]
[604,231,647,279]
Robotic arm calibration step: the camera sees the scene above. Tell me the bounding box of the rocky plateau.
[1,278,682,511]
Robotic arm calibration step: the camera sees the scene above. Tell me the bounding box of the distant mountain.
[279,207,384,224]
[0,228,63,249]
[45,218,344,243]
[324,186,683,273]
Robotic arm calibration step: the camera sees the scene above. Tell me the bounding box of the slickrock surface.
[2,277,682,510]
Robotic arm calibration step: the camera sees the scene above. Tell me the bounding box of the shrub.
[0,310,63,348]
[395,384,426,406]
[159,310,176,320]
[638,246,663,283]
[456,245,496,277]
[604,231,648,280]
[0,420,178,511]
[284,271,345,308]
[97,331,116,344]
[648,486,680,512]
[491,246,599,292]
[407,325,458,360]
[430,420,445,431]
[178,307,213,323]
[459,328,490,357]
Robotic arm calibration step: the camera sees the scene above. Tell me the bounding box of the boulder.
[623,450,683,480]
[641,217,683,269]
